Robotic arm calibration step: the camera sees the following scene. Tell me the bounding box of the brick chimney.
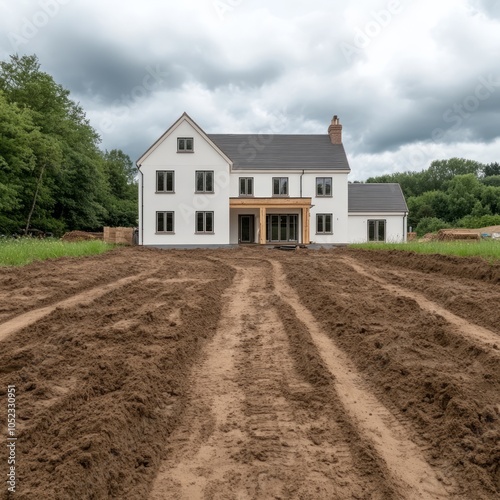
[328,115,342,144]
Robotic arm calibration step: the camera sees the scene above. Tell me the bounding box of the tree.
[481,175,500,187]
[481,185,500,214]
[445,174,482,221]
[483,162,500,177]
[415,217,451,236]
[0,54,138,234]
[0,91,36,232]
[25,132,63,232]
[100,150,138,227]
[420,158,482,192]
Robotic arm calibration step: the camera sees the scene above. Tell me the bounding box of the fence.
[103,227,135,245]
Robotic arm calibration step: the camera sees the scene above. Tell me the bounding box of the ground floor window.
[368,219,386,241]
[316,214,333,234]
[266,214,297,242]
[196,211,214,233]
[156,211,174,233]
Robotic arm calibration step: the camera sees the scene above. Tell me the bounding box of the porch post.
[302,207,310,244]
[259,207,266,244]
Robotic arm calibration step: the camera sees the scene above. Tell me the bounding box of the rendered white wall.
[229,171,349,244]
[139,120,231,245]
[348,214,407,243]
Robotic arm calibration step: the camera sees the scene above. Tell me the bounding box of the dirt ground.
[0,246,499,499]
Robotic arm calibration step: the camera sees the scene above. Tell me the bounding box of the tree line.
[366,158,500,235]
[0,54,137,236]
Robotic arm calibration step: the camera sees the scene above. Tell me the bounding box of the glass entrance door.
[239,215,255,243]
[266,215,298,243]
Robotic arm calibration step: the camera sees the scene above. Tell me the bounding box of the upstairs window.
[195,171,214,193]
[156,171,174,193]
[316,177,332,197]
[272,177,288,196]
[239,177,254,196]
[177,137,193,152]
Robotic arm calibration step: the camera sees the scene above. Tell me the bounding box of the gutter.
[300,169,304,244]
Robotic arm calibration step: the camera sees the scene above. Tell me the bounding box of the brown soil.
[1,246,499,499]
[61,230,103,241]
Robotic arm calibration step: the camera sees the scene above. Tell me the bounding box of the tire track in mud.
[0,274,209,342]
[0,272,146,342]
[340,256,500,354]
[269,258,452,499]
[150,259,382,499]
[0,255,232,499]
[347,253,500,336]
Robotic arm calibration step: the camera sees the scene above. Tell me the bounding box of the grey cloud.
[472,0,500,18]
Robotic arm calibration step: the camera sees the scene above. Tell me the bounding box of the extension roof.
[348,183,408,213]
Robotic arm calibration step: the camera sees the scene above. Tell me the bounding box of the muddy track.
[344,249,500,336]
[0,271,152,342]
[279,249,500,498]
[151,256,451,499]
[0,250,235,499]
[1,247,499,499]
[339,255,500,353]
[0,247,162,323]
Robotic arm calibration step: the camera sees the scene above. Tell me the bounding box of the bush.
[416,217,452,236]
[457,214,500,229]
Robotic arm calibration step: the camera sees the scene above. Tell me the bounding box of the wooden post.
[302,207,310,244]
[259,207,266,244]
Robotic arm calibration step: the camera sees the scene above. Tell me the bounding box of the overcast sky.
[1,0,499,180]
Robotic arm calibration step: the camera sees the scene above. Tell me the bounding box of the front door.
[239,215,255,243]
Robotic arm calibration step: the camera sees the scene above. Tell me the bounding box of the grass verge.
[0,238,114,266]
[350,239,500,261]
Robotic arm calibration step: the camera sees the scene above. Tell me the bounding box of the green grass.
[0,238,115,266]
[350,239,500,261]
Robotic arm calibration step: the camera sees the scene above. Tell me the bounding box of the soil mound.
[61,231,103,242]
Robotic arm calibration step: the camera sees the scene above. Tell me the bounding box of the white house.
[136,113,408,246]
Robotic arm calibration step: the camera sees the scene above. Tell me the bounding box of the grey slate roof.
[208,134,350,171]
[348,183,408,213]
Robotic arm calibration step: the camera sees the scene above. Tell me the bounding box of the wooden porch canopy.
[230,197,312,245]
